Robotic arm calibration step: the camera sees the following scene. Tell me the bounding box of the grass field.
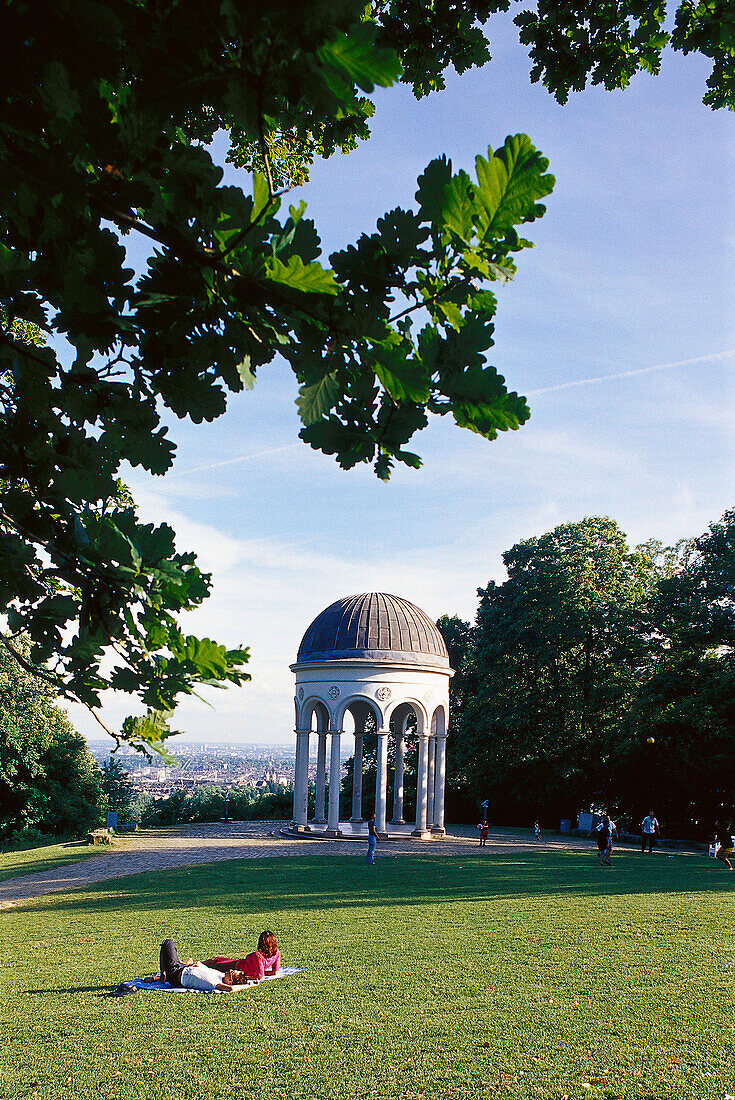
[0,840,101,884]
[1,848,734,1100]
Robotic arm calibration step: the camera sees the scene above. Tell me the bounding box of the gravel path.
[0,822,670,909]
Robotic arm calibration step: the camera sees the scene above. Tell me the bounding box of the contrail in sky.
[527,348,735,396]
[158,349,735,478]
[172,443,301,477]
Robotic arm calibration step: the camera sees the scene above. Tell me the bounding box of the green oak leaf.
[474,135,555,241]
[264,255,338,294]
[442,170,475,242]
[318,23,401,93]
[121,710,179,759]
[296,372,340,425]
[437,301,464,331]
[40,61,80,121]
[416,156,453,224]
[372,345,430,404]
[169,635,240,679]
[237,354,256,389]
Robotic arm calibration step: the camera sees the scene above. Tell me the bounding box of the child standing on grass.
[595,815,616,866]
[534,820,542,841]
[477,819,489,846]
[715,821,733,870]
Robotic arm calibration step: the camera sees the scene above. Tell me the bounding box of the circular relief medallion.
[298,687,304,700]
[327,686,340,699]
[424,691,433,704]
[376,686,392,702]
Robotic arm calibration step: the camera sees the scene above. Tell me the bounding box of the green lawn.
[0,840,102,883]
[1,849,733,1100]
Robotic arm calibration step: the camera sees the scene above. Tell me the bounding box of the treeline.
[440,512,734,838]
[0,637,105,844]
[138,784,292,826]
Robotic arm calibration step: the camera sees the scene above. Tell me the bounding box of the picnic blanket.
[110,967,302,995]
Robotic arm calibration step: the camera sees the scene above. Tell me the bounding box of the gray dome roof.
[296,593,450,668]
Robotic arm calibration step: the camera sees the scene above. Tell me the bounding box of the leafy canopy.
[233,1,734,184]
[0,2,556,748]
[447,512,735,829]
[0,637,104,839]
[0,1,729,750]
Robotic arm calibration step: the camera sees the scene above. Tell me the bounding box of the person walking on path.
[595,814,616,866]
[366,811,378,864]
[715,820,733,870]
[477,819,489,846]
[640,810,659,853]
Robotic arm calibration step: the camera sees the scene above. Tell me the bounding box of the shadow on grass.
[23,985,111,995]
[0,843,100,884]
[8,849,732,921]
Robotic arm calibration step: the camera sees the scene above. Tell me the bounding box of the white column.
[391,733,405,824]
[314,729,328,824]
[375,729,389,836]
[351,731,364,822]
[291,729,302,825]
[426,736,436,827]
[412,733,430,837]
[326,729,342,836]
[432,734,447,835]
[292,730,310,830]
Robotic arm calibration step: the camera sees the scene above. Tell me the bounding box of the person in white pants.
[159,938,236,992]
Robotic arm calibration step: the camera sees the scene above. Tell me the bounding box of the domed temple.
[289,593,453,839]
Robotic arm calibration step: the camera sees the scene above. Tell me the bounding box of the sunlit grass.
[0,840,102,884]
[1,849,734,1099]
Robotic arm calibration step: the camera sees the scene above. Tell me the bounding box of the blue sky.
[69,15,735,747]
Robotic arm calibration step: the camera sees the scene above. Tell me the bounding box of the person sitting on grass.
[158,938,256,992]
[201,930,281,982]
[715,820,733,870]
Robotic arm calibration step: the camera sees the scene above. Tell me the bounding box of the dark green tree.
[141,789,190,827]
[140,782,294,824]
[457,517,657,822]
[0,639,104,838]
[436,614,475,735]
[0,1,556,751]
[615,511,735,833]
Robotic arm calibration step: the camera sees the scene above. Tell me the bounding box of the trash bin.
[560,819,572,833]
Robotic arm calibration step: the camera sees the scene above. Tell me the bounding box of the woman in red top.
[202,930,281,984]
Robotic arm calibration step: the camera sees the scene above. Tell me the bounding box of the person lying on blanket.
[158,938,257,992]
[158,931,281,991]
[201,930,281,982]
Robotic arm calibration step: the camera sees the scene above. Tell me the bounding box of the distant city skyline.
[70,14,734,752]
[87,740,295,751]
